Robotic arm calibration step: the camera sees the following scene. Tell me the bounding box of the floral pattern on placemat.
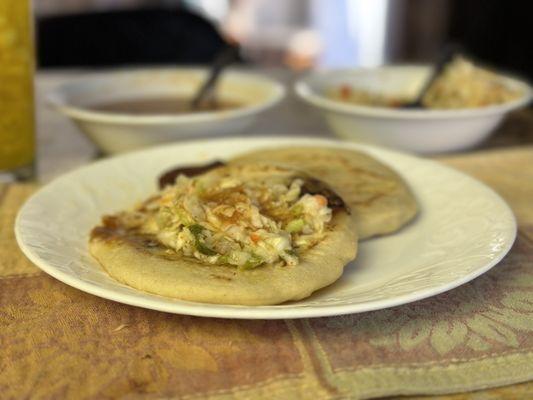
[0,275,317,399]
[308,234,533,369]
[3,146,533,399]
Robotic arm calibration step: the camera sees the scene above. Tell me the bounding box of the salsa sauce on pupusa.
[89,97,243,115]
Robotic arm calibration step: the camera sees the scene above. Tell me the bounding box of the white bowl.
[295,65,531,154]
[48,68,285,154]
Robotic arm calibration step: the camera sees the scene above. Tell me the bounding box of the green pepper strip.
[241,253,264,270]
[188,224,217,256]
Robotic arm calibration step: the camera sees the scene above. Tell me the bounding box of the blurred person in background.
[37,0,230,67]
[35,0,532,82]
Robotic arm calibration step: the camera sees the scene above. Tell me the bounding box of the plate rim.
[14,136,517,319]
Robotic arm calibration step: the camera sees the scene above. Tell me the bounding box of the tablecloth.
[1,147,532,399]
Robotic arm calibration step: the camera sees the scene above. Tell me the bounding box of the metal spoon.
[402,44,461,109]
[190,44,240,110]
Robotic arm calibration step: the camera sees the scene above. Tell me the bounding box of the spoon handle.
[191,45,240,109]
[403,44,461,108]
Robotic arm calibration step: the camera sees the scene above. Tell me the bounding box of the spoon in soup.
[190,44,241,110]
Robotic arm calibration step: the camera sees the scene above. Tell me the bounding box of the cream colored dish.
[296,65,531,154]
[15,137,516,318]
[48,68,285,154]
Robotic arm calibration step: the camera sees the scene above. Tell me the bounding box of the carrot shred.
[340,84,352,99]
[315,195,328,207]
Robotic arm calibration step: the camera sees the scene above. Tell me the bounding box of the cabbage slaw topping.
[129,171,334,269]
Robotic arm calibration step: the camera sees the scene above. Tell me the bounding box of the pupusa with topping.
[89,163,357,305]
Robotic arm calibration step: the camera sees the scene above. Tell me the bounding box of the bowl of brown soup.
[48,68,285,154]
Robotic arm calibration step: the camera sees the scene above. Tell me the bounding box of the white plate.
[15,138,516,319]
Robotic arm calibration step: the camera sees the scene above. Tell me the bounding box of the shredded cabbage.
[139,172,333,269]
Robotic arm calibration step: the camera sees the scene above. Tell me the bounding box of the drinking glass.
[0,1,35,181]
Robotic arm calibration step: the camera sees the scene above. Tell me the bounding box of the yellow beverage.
[0,1,35,175]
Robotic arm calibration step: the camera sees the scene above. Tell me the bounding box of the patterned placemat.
[1,148,532,399]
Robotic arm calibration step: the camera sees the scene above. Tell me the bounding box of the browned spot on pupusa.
[91,216,177,260]
[210,274,234,281]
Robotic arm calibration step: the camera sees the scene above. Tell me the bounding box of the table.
[1,71,532,399]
